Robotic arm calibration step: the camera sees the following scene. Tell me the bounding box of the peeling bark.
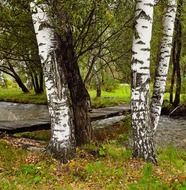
[31,2,75,163]
[151,0,177,131]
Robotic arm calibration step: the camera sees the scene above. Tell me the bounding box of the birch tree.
[131,0,177,163]
[131,0,156,163]
[30,2,76,163]
[151,0,177,131]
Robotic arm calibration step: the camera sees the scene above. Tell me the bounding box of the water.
[156,116,186,149]
[0,102,49,121]
[0,102,186,149]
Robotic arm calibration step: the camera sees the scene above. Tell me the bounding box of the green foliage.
[98,145,107,157]
[19,164,40,176]
[102,78,120,92]
[90,84,131,108]
[0,88,47,104]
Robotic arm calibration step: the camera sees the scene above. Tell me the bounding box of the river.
[0,102,186,149]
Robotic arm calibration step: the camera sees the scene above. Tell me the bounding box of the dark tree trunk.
[39,69,44,93]
[95,80,101,97]
[14,75,29,93]
[7,62,29,93]
[173,0,182,107]
[27,61,44,94]
[34,74,40,93]
[60,27,92,145]
[170,38,176,104]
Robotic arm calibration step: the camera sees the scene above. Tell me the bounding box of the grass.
[0,88,47,104]
[1,85,186,108]
[1,85,186,189]
[0,131,186,190]
[89,84,131,108]
[0,85,130,107]
[0,112,185,189]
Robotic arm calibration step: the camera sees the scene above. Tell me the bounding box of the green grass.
[0,136,185,190]
[0,85,131,107]
[0,88,47,104]
[1,85,186,108]
[0,117,186,189]
[89,84,131,108]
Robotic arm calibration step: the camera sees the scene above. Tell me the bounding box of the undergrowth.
[0,125,185,190]
[0,139,185,190]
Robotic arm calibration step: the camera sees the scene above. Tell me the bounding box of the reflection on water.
[0,102,49,121]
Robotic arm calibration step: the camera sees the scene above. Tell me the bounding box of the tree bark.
[170,39,176,104]
[151,0,177,131]
[39,69,44,93]
[131,0,156,163]
[59,27,92,146]
[173,0,182,107]
[93,64,101,97]
[7,62,29,93]
[31,2,76,163]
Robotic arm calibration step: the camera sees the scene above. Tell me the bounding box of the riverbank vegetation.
[0,85,130,107]
[1,85,186,110]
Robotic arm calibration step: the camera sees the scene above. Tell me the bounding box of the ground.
[0,86,186,189]
[0,119,186,190]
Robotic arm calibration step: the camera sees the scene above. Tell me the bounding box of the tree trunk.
[31,2,76,163]
[173,0,182,107]
[151,0,177,131]
[131,0,156,163]
[59,27,92,146]
[7,62,29,93]
[170,40,176,104]
[39,69,44,93]
[93,65,101,97]
[14,75,30,93]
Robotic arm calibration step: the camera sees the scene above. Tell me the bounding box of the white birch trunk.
[30,2,75,162]
[151,0,177,131]
[131,0,156,163]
